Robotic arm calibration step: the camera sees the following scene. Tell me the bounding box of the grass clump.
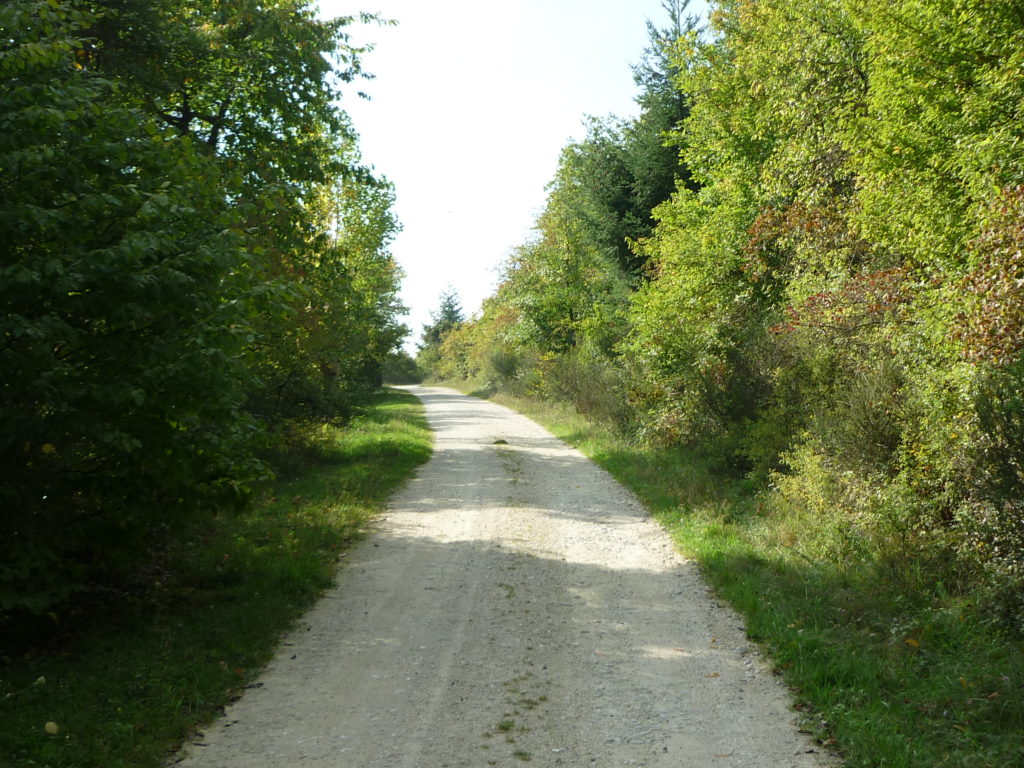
[0,388,431,768]
[446,383,1024,768]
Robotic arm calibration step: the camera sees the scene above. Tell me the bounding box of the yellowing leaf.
[44,722,59,735]
[905,637,920,648]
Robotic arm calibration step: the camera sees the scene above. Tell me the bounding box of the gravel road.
[174,386,837,768]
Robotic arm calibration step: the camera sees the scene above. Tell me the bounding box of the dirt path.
[174,386,836,768]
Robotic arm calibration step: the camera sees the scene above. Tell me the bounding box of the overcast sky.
[318,0,709,350]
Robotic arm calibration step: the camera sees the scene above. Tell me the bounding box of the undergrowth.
[439,379,1024,768]
[0,389,431,768]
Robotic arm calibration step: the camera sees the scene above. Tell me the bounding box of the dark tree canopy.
[0,0,404,613]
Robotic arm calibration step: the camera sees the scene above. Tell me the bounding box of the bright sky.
[318,0,708,350]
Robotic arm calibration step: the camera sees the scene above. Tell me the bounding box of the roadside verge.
[0,389,431,768]
[437,380,1024,768]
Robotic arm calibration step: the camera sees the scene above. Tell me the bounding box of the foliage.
[628,0,701,237]
[245,164,406,421]
[426,1,700,403]
[381,350,424,384]
[0,1,405,614]
[620,0,1024,611]
[420,286,464,348]
[1,0,260,612]
[416,286,465,377]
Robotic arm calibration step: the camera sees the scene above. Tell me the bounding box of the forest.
[1,0,406,614]
[422,0,1024,639]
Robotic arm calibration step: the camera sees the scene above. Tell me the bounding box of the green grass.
[438,380,1024,768]
[0,388,431,768]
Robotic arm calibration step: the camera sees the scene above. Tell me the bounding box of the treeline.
[1,1,405,613]
[423,0,1024,629]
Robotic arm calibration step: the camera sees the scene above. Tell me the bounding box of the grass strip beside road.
[444,382,1024,768]
[0,388,431,768]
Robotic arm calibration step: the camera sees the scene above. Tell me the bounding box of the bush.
[382,350,423,384]
[955,500,1024,633]
[483,346,523,387]
[815,357,906,477]
[0,6,261,613]
[542,348,634,427]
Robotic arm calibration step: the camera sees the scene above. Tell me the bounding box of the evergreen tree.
[420,287,465,348]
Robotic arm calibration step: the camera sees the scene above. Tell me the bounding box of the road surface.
[174,386,836,767]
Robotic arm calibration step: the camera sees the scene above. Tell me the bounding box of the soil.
[173,386,838,767]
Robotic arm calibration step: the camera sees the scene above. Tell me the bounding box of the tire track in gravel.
[173,386,838,768]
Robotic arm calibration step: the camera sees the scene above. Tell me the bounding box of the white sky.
[318,1,708,350]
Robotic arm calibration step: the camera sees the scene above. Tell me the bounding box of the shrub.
[542,348,634,427]
[0,5,262,613]
[382,350,424,384]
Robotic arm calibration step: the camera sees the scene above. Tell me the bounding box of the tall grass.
[0,389,431,768]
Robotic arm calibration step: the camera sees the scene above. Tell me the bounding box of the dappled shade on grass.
[0,390,431,768]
